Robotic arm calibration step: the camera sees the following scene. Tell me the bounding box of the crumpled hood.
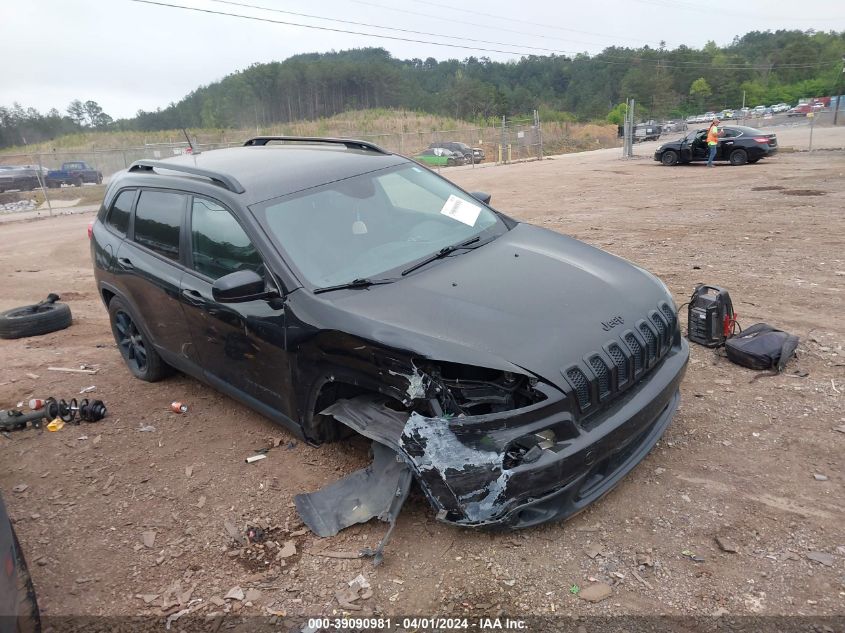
[303,223,673,391]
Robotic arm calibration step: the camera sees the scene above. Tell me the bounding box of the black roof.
[123,142,407,204]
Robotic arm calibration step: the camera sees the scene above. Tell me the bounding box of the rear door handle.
[117,257,134,270]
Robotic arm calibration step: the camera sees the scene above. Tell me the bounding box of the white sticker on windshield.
[440,195,481,227]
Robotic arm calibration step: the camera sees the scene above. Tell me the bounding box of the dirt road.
[1,136,843,624]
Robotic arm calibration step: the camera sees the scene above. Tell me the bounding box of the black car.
[429,141,484,164]
[91,136,688,530]
[654,126,778,166]
[0,165,46,193]
[0,493,41,633]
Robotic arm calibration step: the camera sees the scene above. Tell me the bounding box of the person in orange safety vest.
[706,118,722,167]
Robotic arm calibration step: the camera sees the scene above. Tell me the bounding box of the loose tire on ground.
[107,296,171,382]
[661,150,680,166]
[0,300,72,339]
[729,149,748,166]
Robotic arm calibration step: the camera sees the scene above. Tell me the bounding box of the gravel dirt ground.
[0,126,843,627]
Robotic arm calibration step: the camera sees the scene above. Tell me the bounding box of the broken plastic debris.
[682,549,705,562]
[295,440,412,566]
[79,385,97,394]
[46,418,64,432]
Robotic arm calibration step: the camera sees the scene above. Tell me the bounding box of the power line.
[631,0,845,22]
[126,0,552,56]
[207,0,577,55]
[351,0,655,50]
[126,0,842,70]
[405,0,670,47]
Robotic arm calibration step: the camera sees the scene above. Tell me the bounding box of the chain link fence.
[0,112,620,186]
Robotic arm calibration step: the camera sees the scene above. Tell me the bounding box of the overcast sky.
[2,0,843,119]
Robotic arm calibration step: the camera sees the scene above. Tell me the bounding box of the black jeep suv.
[91,137,688,529]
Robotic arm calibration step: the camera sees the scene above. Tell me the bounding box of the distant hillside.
[2,30,842,150]
[122,31,845,129]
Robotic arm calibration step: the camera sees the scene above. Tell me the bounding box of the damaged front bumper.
[319,339,688,529]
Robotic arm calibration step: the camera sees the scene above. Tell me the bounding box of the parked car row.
[413,141,485,167]
[0,165,47,193]
[684,102,800,124]
[0,161,103,193]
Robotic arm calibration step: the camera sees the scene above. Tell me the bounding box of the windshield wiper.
[401,236,482,276]
[313,277,395,294]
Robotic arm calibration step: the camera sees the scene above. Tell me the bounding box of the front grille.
[566,367,591,411]
[639,321,658,364]
[588,355,611,400]
[624,332,644,375]
[660,302,676,332]
[606,343,628,386]
[650,311,670,352]
[563,301,678,416]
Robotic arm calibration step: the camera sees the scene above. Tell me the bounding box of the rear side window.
[191,197,262,279]
[106,189,134,235]
[133,190,186,261]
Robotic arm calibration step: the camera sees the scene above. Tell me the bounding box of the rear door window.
[190,197,263,279]
[133,190,186,261]
[106,189,134,236]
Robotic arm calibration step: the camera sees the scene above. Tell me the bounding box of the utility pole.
[834,56,845,126]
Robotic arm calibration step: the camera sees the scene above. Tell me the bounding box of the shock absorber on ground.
[42,397,108,424]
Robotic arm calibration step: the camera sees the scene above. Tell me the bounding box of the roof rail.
[243,136,388,154]
[128,160,245,194]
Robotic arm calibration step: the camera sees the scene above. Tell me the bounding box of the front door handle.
[117,257,134,270]
[181,288,203,304]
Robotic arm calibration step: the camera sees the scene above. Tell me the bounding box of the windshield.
[253,163,506,288]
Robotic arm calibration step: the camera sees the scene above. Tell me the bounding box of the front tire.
[729,149,748,166]
[12,528,41,633]
[661,150,679,166]
[108,297,170,382]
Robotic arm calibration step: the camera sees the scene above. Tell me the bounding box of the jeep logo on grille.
[601,315,624,331]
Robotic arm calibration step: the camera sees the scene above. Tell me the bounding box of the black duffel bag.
[724,323,799,371]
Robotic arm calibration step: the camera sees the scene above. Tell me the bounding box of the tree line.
[1,29,843,149]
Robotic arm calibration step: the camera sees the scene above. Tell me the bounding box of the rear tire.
[729,149,748,166]
[108,297,170,382]
[660,150,679,166]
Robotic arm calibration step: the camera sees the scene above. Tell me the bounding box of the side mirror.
[470,191,492,205]
[212,269,275,303]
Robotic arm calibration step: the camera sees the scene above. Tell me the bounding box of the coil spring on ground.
[43,397,107,424]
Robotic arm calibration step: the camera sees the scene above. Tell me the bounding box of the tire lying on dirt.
[0,300,72,339]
